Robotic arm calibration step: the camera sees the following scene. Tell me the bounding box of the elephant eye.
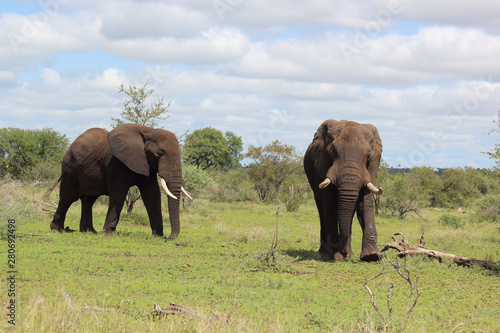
[157,150,165,157]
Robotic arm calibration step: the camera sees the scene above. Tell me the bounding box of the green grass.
[1,183,499,332]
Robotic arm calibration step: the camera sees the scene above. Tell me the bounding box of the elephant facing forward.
[50,123,191,238]
[304,119,383,261]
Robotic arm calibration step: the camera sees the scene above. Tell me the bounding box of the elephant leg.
[137,179,164,236]
[51,199,76,232]
[320,190,343,261]
[80,196,98,233]
[50,176,78,232]
[357,191,380,261]
[312,193,326,253]
[103,189,127,235]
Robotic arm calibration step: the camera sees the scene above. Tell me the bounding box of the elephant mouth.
[160,177,193,200]
[318,177,383,195]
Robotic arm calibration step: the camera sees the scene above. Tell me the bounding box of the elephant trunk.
[336,170,363,256]
[160,167,182,239]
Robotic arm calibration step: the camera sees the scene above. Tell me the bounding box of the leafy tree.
[183,127,243,170]
[0,127,69,179]
[379,167,434,218]
[439,167,482,208]
[484,110,500,168]
[224,131,244,168]
[111,82,172,214]
[246,140,301,202]
[112,83,171,128]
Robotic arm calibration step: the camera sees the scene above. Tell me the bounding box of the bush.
[24,160,61,184]
[474,194,500,223]
[181,163,216,198]
[208,168,258,202]
[0,127,68,179]
[438,214,466,229]
[279,173,309,212]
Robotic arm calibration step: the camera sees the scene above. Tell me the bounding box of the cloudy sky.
[1,0,499,168]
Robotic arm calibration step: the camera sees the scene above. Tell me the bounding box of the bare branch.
[364,252,422,323]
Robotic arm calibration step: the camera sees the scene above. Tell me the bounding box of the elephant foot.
[50,222,63,232]
[152,229,164,237]
[321,252,345,261]
[104,228,116,236]
[50,222,75,233]
[360,251,381,262]
[81,227,97,233]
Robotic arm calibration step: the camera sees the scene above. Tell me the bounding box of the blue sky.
[1,0,499,168]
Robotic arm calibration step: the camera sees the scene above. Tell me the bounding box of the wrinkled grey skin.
[50,124,182,238]
[304,119,383,261]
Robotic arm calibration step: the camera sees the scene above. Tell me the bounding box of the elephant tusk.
[319,178,331,189]
[160,178,178,200]
[367,182,383,195]
[181,186,193,201]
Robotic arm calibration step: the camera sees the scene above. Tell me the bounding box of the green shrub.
[474,194,500,223]
[24,160,61,184]
[0,127,68,179]
[208,168,258,202]
[181,163,216,198]
[279,174,304,212]
[438,214,466,229]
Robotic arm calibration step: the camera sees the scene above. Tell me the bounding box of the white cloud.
[0,1,499,169]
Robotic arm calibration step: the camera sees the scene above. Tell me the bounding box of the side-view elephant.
[304,119,383,262]
[49,123,191,238]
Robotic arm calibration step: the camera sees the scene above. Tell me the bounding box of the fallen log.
[379,232,498,272]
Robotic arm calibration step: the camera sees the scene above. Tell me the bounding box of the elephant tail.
[43,176,61,200]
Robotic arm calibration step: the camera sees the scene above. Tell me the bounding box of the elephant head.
[107,124,190,238]
[304,119,383,261]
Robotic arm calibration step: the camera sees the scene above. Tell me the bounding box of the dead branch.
[16,233,53,237]
[153,302,239,323]
[83,303,112,312]
[222,242,238,247]
[34,198,58,214]
[60,289,113,312]
[153,302,206,319]
[61,288,72,308]
[364,252,422,323]
[379,232,499,272]
[210,303,239,323]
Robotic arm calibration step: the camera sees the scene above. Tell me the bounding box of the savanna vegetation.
[1,101,499,331]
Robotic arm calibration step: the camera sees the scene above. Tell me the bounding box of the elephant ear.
[107,124,153,177]
[313,119,338,152]
[364,124,383,181]
[310,119,339,175]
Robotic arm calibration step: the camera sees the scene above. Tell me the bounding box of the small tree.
[380,168,433,218]
[246,140,301,202]
[112,83,170,128]
[183,128,243,170]
[111,82,171,215]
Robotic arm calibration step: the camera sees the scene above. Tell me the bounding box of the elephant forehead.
[152,129,177,142]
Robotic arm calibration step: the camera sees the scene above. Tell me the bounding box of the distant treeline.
[386,167,490,176]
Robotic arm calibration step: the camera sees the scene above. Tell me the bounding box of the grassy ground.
[1,182,499,332]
